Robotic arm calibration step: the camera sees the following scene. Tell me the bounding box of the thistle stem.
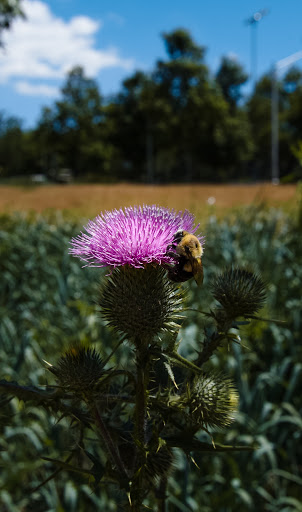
[156,476,168,512]
[195,333,224,366]
[171,351,203,374]
[195,319,233,367]
[134,339,149,449]
[131,338,150,509]
[92,403,128,481]
[135,363,147,448]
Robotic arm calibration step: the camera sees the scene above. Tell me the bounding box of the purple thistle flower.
[70,205,204,269]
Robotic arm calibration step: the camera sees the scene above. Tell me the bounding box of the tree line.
[1,28,302,183]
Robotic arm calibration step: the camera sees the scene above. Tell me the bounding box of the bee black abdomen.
[167,265,193,283]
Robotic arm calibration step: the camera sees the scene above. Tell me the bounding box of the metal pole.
[251,22,257,88]
[271,67,279,184]
[245,10,269,88]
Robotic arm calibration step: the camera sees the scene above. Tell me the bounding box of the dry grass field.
[0,182,298,220]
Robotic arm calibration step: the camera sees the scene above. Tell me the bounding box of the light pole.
[245,9,269,88]
[271,50,302,184]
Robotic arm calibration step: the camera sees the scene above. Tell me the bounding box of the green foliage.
[0,112,24,177]
[2,25,302,182]
[36,67,106,179]
[0,206,301,510]
[216,56,248,109]
[0,0,24,46]
[0,28,255,183]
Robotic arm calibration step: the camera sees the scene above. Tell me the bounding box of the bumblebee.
[166,230,204,286]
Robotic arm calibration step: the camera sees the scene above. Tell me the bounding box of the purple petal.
[70,205,204,268]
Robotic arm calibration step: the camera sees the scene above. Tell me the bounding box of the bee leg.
[166,262,193,283]
[166,250,181,261]
[163,252,181,275]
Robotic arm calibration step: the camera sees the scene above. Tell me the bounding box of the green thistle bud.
[99,265,183,343]
[211,267,266,318]
[144,445,174,484]
[48,346,106,393]
[186,373,239,430]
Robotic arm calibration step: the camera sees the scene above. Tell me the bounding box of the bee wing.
[191,257,203,286]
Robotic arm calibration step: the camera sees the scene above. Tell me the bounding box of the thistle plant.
[0,205,268,511]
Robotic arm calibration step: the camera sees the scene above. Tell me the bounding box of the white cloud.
[15,80,60,97]
[0,0,134,95]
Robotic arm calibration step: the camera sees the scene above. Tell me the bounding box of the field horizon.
[0,182,298,219]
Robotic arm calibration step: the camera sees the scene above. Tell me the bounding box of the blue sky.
[1,0,302,128]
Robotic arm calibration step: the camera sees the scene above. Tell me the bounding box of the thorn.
[42,359,53,367]
[190,455,200,469]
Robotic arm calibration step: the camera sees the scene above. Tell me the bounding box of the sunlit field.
[0,182,298,219]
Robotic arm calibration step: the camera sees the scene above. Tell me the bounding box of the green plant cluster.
[0,205,301,511]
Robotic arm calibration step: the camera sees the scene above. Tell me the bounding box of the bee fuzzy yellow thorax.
[176,233,203,260]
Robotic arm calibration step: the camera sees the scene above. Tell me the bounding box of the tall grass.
[0,205,301,511]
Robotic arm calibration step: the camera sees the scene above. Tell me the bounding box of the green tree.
[106,71,153,182]
[247,74,272,179]
[36,66,114,179]
[152,29,209,180]
[155,28,207,102]
[280,67,302,180]
[152,29,253,181]
[0,0,24,46]
[282,67,302,136]
[106,70,173,182]
[35,106,60,174]
[54,66,103,176]
[0,111,24,177]
[216,56,248,110]
[107,29,208,183]
[247,68,302,181]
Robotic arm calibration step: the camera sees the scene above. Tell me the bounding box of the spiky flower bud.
[211,267,266,318]
[99,265,183,343]
[144,445,174,484]
[48,346,106,393]
[186,373,238,430]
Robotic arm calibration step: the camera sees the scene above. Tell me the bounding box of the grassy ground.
[0,182,298,220]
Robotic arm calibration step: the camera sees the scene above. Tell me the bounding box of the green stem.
[195,317,233,367]
[194,332,224,366]
[93,403,128,482]
[134,339,149,449]
[170,351,203,374]
[135,363,147,448]
[156,476,168,512]
[131,338,150,509]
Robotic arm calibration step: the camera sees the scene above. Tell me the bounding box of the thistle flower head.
[100,265,183,342]
[187,373,239,430]
[48,346,106,393]
[70,205,203,269]
[144,445,174,484]
[211,267,266,318]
